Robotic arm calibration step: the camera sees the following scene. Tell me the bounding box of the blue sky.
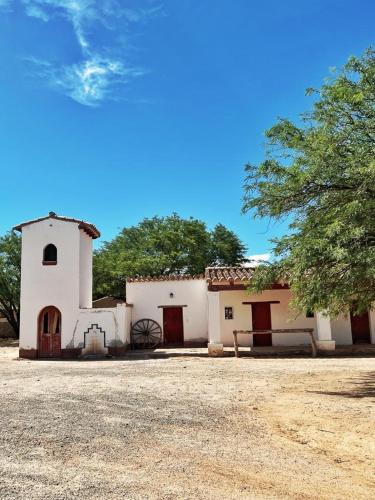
[0,0,374,256]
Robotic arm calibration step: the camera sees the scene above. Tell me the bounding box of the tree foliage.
[0,232,21,337]
[209,223,247,266]
[243,48,375,317]
[93,215,246,298]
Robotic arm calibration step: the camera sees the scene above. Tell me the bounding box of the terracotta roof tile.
[205,266,254,283]
[13,212,100,239]
[127,274,204,283]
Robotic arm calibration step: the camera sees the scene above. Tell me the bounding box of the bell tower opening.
[43,244,57,265]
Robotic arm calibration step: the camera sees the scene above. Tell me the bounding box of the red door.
[350,311,371,344]
[38,306,61,358]
[163,307,184,345]
[251,303,272,346]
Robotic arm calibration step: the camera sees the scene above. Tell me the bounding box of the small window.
[43,244,57,265]
[225,307,233,320]
[306,309,315,318]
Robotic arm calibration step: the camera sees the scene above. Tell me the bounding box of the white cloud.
[53,57,144,106]
[24,3,50,21]
[245,254,271,267]
[1,0,159,105]
[19,1,157,53]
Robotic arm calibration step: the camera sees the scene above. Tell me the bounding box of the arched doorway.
[38,306,61,358]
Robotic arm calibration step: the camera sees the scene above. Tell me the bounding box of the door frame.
[350,310,371,344]
[38,306,62,358]
[161,306,185,346]
[250,302,273,347]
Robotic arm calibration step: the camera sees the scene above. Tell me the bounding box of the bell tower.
[14,212,100,359]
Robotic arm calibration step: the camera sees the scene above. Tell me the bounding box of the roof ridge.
[13,213,100,239]
[127,274,205,283]
[205,266,254,283]
[205,265,253,268]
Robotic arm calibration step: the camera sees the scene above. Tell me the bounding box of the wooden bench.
[233,329,317,358]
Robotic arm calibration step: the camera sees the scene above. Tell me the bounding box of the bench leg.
[233,332,239,358]
[309,332,318,358]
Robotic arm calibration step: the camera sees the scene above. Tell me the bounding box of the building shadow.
[14,344,375,362]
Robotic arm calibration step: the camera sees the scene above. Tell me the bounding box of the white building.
[15,213,375,359]
[15,213,132,359]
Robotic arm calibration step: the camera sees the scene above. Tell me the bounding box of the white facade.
[16,214,131,358]
[19,218,82,352]
[127,281,365,349]
[216,289,317,347]
[69,305,132,355]
[15,213,373,359]
[127,279,208,344]
[79,231,93,308]
[331,311,375,345]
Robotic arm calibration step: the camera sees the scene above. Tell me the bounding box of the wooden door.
[38,306,61,358]
[350,311,371,344]
[251,302,272,346]
[163,307,184,346]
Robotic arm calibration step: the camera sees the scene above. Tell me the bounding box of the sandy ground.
[0,343,374,499]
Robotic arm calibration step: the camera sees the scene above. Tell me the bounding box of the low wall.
[0,319,16,339]
[19,304,132,359]
[65,304,132,356]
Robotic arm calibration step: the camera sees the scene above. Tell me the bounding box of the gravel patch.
[0,347,374,499]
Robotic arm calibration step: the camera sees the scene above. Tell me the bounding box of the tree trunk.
[0,306,19,338]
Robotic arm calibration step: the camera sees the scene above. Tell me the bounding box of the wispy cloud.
[54,57,145,106]
[2,1,160,106]
[245,254,272,267]
[23,2,50,22]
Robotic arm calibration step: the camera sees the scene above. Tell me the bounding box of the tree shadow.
[0,338,19,347]
[308,372,375,399]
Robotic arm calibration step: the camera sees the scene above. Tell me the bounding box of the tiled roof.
[92,296,125,308]
[13,212,100,239]
[205,266,254,283]
[128,267,255,283]
[127,274,204,283]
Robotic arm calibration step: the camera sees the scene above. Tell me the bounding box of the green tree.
[0,232,21,337]
[243,48,375,317]
[210,224,247,266]
[93,215,246,298]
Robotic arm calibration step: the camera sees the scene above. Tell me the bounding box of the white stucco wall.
[208,292,221,343]
[19,218,82,350]
[218,289,317,347]
[126,280,208,343]
[79,230,93,309]
[18,213,373,356]
[18,215,135,356]
[331,309,375,345]
[66,304,131,351]
[330,314,352,345]
[370,309,375,344]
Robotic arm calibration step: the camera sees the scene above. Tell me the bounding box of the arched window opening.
[40,307,60,334]
[43,244,57,265]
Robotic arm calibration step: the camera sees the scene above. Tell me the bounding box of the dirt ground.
[0,343,374,499]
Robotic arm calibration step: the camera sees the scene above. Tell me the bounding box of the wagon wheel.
[131,319,162,349]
